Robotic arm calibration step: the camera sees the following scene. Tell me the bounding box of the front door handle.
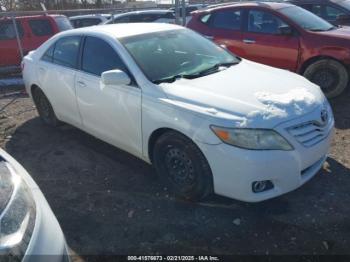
[243,39,256,44]
[77,81,86,88]
[204,35,214,40]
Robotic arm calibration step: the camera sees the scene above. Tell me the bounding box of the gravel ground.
[0,86,349,257]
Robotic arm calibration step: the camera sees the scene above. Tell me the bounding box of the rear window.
[54,16,73,31]
[161,12,175,19]
[28,19,54,36]
[131,14,160,22]
[0,20,24,40]
[113,15,130,23]
[71,18,102,28]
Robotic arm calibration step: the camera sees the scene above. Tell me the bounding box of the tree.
[0,0,15,10]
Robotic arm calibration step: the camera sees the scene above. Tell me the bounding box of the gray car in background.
[103,10,175,24]
[69,14,112,28]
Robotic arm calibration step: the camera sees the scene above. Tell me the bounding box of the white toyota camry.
[22,23,334,202]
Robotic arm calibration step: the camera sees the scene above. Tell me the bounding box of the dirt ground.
[0,85,349,257]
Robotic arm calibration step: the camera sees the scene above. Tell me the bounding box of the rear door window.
[209,10,241,30]
[53,36,81,68]
[28,19,54,36]
[41,44,55,62]
[0,20,24,40]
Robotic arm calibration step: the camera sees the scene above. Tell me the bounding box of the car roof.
[290,0,344,3]
[0,14,65,20]
[69,14,110,20]
[204,1,295,12]
[112,9,173,17]
[65,23,182,39]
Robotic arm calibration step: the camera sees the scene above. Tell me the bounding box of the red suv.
[188,2,350,98]
[0,15,72,73]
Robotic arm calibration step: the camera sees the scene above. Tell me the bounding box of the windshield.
[280,6,335,31]
[120,29,239,83]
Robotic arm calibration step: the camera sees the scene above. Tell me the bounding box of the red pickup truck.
[0,14,72,74]
[188,2,350,98]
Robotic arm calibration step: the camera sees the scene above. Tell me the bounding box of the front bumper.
[0,149,69,262]
[197,122,334,203]
[23,188,69,262]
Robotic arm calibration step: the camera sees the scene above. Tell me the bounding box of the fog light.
[252,180,274,193]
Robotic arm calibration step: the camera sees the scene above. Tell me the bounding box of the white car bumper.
[197,115,334,202]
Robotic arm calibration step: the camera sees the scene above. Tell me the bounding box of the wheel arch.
[147,127,197,164]
[299,55,348,74]
[30,84,40,97]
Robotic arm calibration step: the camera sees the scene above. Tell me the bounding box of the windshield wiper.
[152,74,191,84]
[308,26,337,32]
[184,61,239,79]
[152,61,239,84]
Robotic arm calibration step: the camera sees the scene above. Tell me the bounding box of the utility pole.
[11,15,24,61]
[181,0,186,26]
[175,0,180,25]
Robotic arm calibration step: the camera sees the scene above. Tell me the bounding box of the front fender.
[141,96,226,162]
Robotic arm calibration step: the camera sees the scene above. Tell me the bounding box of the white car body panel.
[0,149,68,260]
[37,61,82,127]
[75,71,142,156]
[22,23,334,202]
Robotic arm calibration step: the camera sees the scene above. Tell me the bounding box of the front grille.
[287,121,329,147]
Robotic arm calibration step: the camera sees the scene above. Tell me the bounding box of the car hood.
[159,59,325,128]
[317,25,350,39]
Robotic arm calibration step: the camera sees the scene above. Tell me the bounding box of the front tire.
[303,59,349,98]
[32,88,60,127]
[153,131,213,201]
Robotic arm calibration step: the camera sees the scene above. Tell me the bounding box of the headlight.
[0,159,36,258]
[211,126,293,150]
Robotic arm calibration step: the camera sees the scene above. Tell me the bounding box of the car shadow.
[329,84,350,129]
[4,117,350,254]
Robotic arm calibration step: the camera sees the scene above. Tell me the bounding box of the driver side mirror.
[278,25,293,36]
[101,69,131,86]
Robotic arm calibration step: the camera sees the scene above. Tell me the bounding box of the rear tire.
[153,131,213,201]
[32,88,60,127]
[303,59,348,98]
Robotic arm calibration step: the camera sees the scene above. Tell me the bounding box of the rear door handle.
[204,35,214,40]
[243,39,256,44]
[77,81,86,88]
